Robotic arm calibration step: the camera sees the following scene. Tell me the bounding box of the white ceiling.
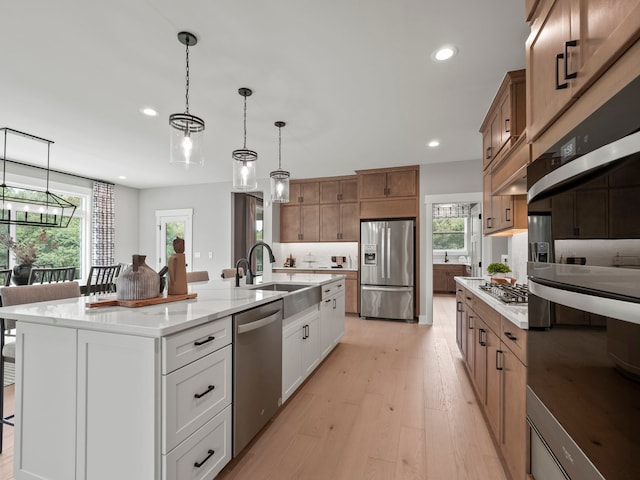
[0,0,529,189]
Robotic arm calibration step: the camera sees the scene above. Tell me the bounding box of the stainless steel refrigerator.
[360,219,415,321]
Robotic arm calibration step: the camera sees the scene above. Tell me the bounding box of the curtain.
[92,181,115,266]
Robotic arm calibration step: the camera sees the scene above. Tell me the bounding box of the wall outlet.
[194,252,201,259]
[208,252,213,259]
[501,254,509,264]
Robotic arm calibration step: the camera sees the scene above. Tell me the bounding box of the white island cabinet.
[2,273,345,480]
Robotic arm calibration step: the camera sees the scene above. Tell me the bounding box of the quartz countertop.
[0,272,345,337]
[455,277,528,329]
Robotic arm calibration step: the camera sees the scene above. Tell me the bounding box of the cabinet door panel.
[575,189,607,237]
[301,313,320,376]
[526,0,574,140]
[360,172,387,198]
[502,349,527,480]
[320,204,340,241]
[300,205,320,241]
[15,323,77,480]
[280,205,301,242]
[473,322,487,404]
[282,322,304,401]
[340,178,358,202]
[340,203,359,241]
[320,180,340,203]
[301,182,320,204]
[387,170,417,197]
[485,331,501,440]
[345,277,358,314]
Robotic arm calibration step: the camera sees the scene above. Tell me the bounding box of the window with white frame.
[0,179,91,281]
[432,203,470,253]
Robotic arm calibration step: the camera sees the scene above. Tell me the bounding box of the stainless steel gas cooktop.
[478,282,528,304]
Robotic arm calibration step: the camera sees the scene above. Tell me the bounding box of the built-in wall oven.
[526,75,640,480]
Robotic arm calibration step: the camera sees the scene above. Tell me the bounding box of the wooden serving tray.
[86,293,197,308]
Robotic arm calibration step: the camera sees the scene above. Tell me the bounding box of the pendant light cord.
[278,125,282,169]
[185,41,190,114]
[242,95,247,149]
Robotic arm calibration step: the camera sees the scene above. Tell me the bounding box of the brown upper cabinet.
[319,177,358,204]
[358,168,417,199]
[479,69,526,171]
[280,204,320,242]
[289,181,320,205]
[526,0,640,142]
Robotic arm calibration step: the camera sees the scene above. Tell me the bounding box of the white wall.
[137,178,272,278]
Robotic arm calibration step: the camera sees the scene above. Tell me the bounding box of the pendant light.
[1,128,77,228]
[169,31,205,167]
[270,121,290,203]
[232,87,258,191]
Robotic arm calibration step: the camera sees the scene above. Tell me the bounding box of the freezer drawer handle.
[194,385,215,399]
[237,312,280,335]
[194,449,215,468]
[194,336,216,346]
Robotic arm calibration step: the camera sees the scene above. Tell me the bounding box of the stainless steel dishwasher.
[233,299,283,456]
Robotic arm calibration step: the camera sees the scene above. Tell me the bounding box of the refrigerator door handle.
[362,285,413,292]
[386,226,391,280]
[381,227,386,279]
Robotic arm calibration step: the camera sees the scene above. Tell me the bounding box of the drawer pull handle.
[479,328,487,347]
[194,385,216,399]
[505,332,517,341]
[194,449,215,468]
[496,350,504,371]
[194,336,216,346]
[337,284,343,288]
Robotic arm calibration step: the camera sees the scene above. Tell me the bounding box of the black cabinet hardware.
[194,449,215,468]
[564,39,578,79]
[496,350,504,371]
[556,53,568,89]
[194,336,215,346]
[194,385,215,399]
[479,328,487,347]
[505,332,517,341]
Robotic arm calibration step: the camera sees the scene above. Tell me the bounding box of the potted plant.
[487,262,511,277]
[0,230,57,285]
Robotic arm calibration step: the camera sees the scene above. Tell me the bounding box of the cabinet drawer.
[163,344,231,453]
[321,280,345,299]
[162,316,232,374]
[465,291,500,334]
[501,319,528,365]
[163,404,232,480]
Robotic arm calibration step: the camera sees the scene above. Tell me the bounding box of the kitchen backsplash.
[272,242,359,269]
[508,232,528,283]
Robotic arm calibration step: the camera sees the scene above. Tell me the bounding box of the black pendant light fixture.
[169,31,205,167]
[270,121,290,203]
[1,128,77,227]
[232,87,258,191]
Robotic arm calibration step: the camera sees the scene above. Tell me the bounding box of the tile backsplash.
[272,242,359,269]
[508,232,528,283]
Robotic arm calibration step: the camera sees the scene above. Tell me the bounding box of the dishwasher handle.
[237,311,281,335]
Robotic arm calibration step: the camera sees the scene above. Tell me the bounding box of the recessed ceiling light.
[428,140,440,148]
[140,106,158,117]
[432,45,458,61]
[118,175,127,180]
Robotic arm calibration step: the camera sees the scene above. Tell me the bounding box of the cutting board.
[86,293,197,308]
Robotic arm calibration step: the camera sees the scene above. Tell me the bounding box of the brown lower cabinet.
[457,283,527,480]
[273,269,358,314]
[433,264,467,293]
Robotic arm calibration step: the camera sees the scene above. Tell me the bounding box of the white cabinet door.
[301,309,320,377]
[332,290,346,345]
[76,330,158,480]
[282,319,304,402]
[15,323,78,480]
[320,297,334,359]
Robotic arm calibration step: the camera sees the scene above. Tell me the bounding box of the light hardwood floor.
[0,295,508,480]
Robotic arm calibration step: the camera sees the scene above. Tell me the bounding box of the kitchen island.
[0,272,345,480]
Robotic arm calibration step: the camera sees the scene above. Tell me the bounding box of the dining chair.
[0,281,81,453]
[28,266,76,284]
[186,270,209,283]
[84,264,121,295]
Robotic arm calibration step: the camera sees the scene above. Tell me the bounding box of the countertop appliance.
[360,219,415,321]
[331,255,346,268]
[232,299,283,456]
[526,76,640,480]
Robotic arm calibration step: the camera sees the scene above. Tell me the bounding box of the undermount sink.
[246,282,310,292]
[246,282,321,318]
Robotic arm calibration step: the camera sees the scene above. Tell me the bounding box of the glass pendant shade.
[233,157,257,191]
[169,113,204,167]
[270,169,290,203]
[270,121,290,203]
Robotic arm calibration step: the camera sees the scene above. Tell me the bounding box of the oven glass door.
[527,291,640,480]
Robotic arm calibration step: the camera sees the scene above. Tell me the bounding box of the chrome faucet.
[245,241,276,285]
[235,258,250,287]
